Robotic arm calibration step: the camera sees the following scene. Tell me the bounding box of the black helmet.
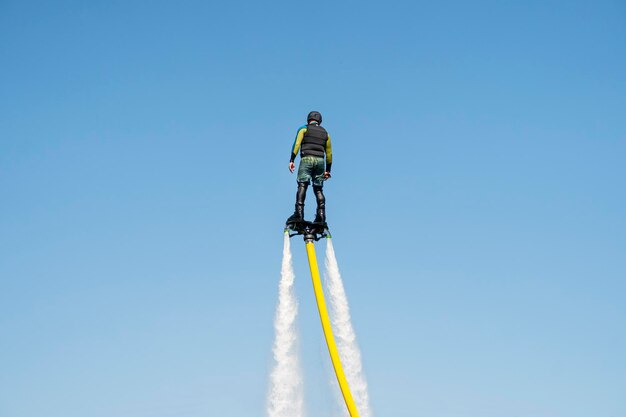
[307,111,322,124]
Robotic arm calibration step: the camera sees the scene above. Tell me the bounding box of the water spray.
[325,239,372,417]
[267,233,304,417]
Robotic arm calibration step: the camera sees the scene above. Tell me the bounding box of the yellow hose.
[305,240,360,417]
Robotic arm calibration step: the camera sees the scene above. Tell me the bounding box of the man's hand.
[289,162,295,173]
[323,171,331,180]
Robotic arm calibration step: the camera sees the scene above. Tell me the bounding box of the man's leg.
[313,185,325,224]
[287,182,308,223]
[311,157,327,224]
[287,157,315,223]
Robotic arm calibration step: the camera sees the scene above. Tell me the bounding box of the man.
[286,111,333,225]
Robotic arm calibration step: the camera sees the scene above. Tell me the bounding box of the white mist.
[268,234,304,417]
[325,239,372,417]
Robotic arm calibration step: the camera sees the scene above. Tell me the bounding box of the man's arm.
[324,134,333,177]
[289,126,307,172]
[290,126,307,163]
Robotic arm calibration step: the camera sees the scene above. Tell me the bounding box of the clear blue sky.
[1,1,625,416]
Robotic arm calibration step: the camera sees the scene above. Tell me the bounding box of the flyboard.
[285,219,360,417]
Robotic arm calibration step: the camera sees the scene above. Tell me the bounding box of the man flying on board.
[286,111,333,226]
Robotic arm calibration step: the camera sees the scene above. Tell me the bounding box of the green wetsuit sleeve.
[290,127,307,162]
[325,134,333,172]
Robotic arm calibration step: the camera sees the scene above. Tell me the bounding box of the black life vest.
[300,124,328,158]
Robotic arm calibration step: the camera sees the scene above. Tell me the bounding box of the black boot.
[313,185,326,224]
[286,182,308,224]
